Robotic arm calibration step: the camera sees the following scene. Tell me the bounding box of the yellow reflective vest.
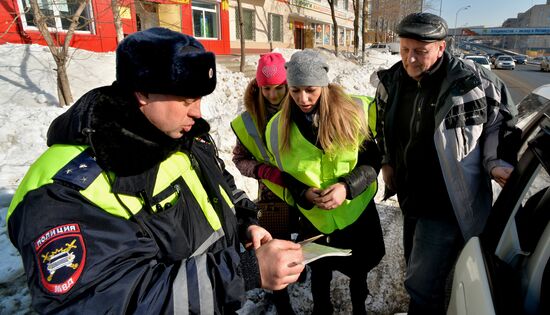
[265,96,377,234]
[231,111,294,205]
[7,145,229,234]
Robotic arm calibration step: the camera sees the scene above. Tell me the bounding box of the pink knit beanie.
[256,53,287,87]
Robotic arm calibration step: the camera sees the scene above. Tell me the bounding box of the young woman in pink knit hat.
[231,52,297,314]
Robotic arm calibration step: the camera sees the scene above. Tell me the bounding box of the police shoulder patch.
[34,223,86,294]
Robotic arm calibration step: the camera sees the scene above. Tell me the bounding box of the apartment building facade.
[502,1,550,55]
[0,0,232,53]
[228,0,357,53]
[0,0,356,54]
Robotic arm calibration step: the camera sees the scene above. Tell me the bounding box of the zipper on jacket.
[403,81,424,169]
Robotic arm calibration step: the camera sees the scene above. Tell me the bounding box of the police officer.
[7,27,304,314]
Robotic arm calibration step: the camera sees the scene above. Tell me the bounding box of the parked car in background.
[540,56,550,72]
[514,55,528,64]
[531,56,544,65]
[464,55,492,70]
[367,43,390,53]
[387,42,400,55]
[494,55,516,70]
[447,84,550,315]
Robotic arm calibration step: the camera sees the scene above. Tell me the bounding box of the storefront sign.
[277,0,352,20]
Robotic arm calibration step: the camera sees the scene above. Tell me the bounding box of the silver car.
[367,43,390,53]
[447,84,550,315]
[494,55,516,70]
[464,55,492,71]
[540,56,550,72]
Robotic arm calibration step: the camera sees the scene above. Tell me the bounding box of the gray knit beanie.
[285,50,329,87]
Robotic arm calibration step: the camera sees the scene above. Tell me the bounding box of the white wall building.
[228,0,357,53]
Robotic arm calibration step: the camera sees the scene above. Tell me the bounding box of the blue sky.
[424,0,547,28]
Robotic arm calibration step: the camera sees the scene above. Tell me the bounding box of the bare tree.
[361,0,368,63]
[326,0,339,56]
[255,10,272,51]
[367,0,421,44]
[353,0,360,54]
[28,0,90,106]
[111,0,124,44]
[236,0,246,72]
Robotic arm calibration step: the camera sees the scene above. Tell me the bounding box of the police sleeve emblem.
[34,224,86,294]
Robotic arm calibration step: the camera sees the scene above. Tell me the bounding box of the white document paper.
[300,241,352,264]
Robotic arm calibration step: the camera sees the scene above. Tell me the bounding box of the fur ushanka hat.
[116,27,216,97]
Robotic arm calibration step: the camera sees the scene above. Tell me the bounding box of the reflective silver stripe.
[242,112,271,163]
[173,228,224,314]
[173,261,189,315]
[232,188,247,204]
[191,228,225,257]
[269,115,285,171]
[196,254,214,314]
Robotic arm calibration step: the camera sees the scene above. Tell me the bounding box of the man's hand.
[491,166,514,187]
[256,239,304,290]
[246,225,272,250]
[313,183,347,210]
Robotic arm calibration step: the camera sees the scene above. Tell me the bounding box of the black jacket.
[8,83,260,314]
[376,52,519,238]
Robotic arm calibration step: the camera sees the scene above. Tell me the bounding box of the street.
[492,63,550,103]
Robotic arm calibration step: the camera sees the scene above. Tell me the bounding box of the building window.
[135,1,182,32]
[269,13,283,42]
[19,0,94,32]
[313,23,323,45]
[236,8,255,40]
[339,27,345,45]
[346,29,353,46]
[192,1,219,39]
[324,24,331,45]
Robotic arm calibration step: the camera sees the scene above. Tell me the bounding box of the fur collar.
[47,83,210,176]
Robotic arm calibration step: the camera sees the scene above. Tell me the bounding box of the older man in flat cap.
[374,13,518,314]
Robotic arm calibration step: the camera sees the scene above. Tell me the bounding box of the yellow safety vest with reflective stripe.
[350,95,377,138]
[265,96,377,234]
[7,145,229,234]
[231,112,294,205]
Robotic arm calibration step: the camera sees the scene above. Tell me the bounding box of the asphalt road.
[492,63,550,104]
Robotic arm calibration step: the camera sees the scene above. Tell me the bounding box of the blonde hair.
[279,83,369,153]
[243,78,288,140]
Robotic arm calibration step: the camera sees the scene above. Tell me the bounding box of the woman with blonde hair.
[266,50,385,315]
[231,52,296,314]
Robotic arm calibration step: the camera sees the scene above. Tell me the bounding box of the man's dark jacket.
[7,83,261,314]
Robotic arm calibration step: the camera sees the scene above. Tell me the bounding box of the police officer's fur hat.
[116,27,216,97]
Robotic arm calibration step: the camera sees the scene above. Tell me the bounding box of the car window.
[499,56,514,61]
[493,124,550,255]
[517,101,550,158]
[521,164,549,209]
[467,57,489,64]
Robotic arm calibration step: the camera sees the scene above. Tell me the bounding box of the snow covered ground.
[0,42,407,314]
